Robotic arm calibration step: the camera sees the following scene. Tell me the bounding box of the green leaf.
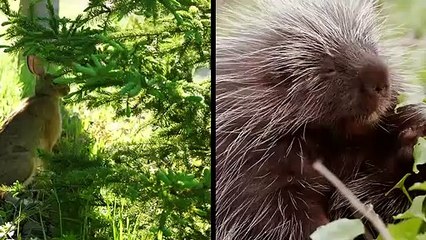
[194,31,202,44]
[185,95,204,104]
[139,174,150,183]
[157,230,163,240]
[157,170,172,185]
[72,63,97,77]
[181,179,202,189]
[1,21,10,26]
[310,218,364,240]
[377,218,422,240]
[127,81,142,97]
[386,173,412,202]
[119,82,137,95]
[193,208,207,217]
[413,137,426,174]
[394,196,426,221]
[190,159,202,167]
[189,6,199,14]
[203,168,211,188]
[409,181,426,191]
[53,76,75,85]
[91,55,102,68]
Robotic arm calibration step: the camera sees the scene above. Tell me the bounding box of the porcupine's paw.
[397,123,426,160]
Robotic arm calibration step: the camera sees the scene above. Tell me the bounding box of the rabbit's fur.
[0,55,69,186]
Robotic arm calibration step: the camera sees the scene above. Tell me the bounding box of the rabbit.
[0,55,69,186]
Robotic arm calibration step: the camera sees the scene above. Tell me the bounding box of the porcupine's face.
[217,0,401,135]
[314,47,393,129]
[264,39,394,134]
[261,0,396,133]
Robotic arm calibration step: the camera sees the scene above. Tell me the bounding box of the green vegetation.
[0,0,210,239]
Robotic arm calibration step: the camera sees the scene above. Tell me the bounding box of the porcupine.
[329,110,426,237]
[216,0,426,239]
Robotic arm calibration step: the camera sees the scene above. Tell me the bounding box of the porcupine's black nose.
[358,57,390,97]
[354,55,390,115]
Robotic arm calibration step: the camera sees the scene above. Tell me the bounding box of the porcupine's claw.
[397,123,426,160]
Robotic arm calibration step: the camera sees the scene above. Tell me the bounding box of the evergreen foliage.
[0,0,211,239]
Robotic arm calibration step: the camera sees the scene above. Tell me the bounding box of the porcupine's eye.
[323,66,336,75]
[320,56,337,77]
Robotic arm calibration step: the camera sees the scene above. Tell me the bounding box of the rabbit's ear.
[27,55,45,77]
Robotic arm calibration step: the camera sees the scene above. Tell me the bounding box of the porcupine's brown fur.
[329,110,426,238]
[216,0,426,239]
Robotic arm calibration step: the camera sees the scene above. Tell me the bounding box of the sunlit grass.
[0,54,22,125]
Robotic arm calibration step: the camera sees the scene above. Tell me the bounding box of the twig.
[312,161,393,240]
[353,211,375,240]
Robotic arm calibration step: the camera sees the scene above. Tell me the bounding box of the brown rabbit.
[0,55,69,186]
